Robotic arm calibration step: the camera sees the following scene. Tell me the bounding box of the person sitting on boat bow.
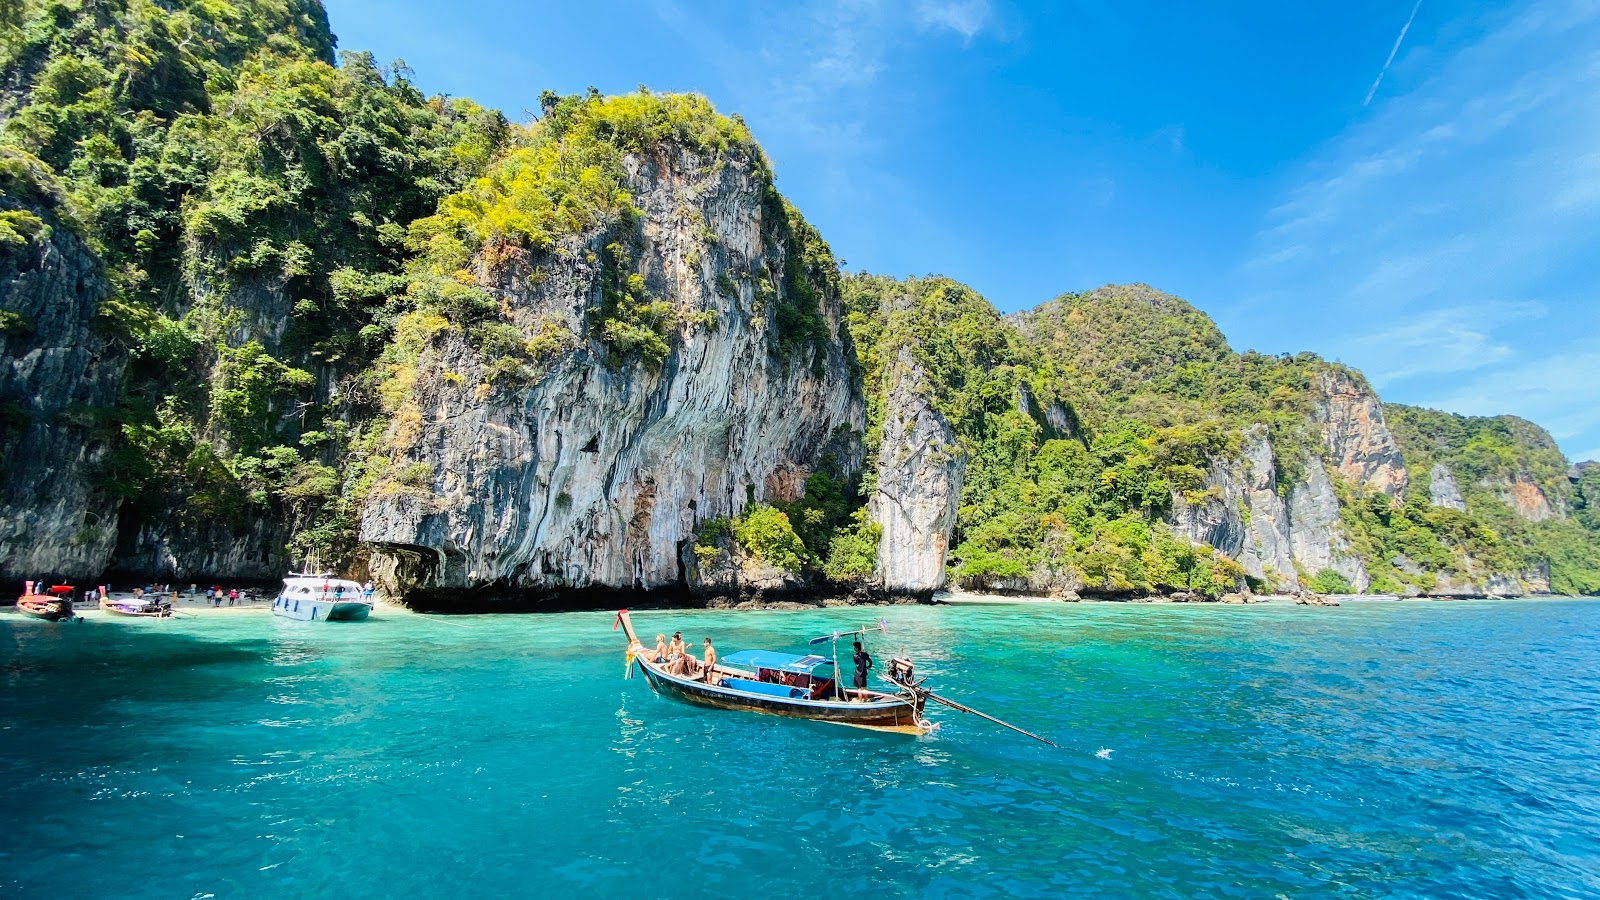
[650,634,668,663]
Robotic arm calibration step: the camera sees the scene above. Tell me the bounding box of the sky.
[324,0,1600,462]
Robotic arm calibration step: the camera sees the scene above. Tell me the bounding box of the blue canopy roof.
[721,650,835,675]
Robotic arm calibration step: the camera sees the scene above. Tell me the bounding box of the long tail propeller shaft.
[920,689,1058,747]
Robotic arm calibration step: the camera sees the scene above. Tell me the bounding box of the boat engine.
[886,656,918,687]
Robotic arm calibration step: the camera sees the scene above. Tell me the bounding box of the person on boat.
[668,632,686,658]
[651,634,669,663]
[852,641,873,691]
[700,638,717,683]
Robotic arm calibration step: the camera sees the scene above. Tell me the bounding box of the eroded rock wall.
[1169,425,1294,584]
[868,348,963,593]
[1313,369,1408,496]
[360,146,863,598]
[1428,463,1467,511]
[0,185,123,582]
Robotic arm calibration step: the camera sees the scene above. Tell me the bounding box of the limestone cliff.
[1168,425,1368,592]
[867,348,963,593]
[0,152,123,582]
[1312,370,1407,497]
[1428,463,1467,511]
[1169,426,1293,583]
[359,143,863,600]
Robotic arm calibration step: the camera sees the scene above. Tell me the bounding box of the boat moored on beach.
[100,594,172,618]
[272,574,372,622]
[16,582,78,621]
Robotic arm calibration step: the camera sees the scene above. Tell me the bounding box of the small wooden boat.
[616,610,929,734]
[617,610,1060,745]
[16,583,77,621]
[101,595,172,618]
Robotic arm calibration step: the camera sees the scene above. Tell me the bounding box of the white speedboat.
[272,574,373,622]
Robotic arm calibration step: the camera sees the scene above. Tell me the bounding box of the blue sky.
[325,0,1600,462]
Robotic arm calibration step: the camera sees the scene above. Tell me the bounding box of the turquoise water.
[2,600,1598,898]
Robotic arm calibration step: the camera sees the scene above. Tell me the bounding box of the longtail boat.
[101,595,172,618]
[615,609,929,735]
[16,582,77,621]
[616,610,1060,745]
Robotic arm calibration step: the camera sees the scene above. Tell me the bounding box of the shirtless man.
[700,638,717,683]
[651,634,669,662]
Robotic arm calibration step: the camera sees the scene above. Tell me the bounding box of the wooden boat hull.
[615,611,927,735]
[636,660,927,733]
[100,598,171,618]
[17,599,72,621]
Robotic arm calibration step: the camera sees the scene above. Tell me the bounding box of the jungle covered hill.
[0,0,1596,606]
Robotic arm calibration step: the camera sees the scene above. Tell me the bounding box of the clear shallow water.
[2,601,1598,899]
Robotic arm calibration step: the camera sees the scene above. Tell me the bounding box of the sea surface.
[2,599,1598,899]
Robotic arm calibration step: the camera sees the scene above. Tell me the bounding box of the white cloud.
[1342,301,1544,385]
[1421,351,1600,445]
[913,0,992,42]
[1234,0,1600,458]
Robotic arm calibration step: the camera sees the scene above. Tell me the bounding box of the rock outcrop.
[0,156,124,582]
[868,348,964,593]
[360,144,863,600]
[1287,458,1370,591]
[1428,463,1467,511]
[1169,425,1293,583]
[1493,473,1555,522]
[1312,369,1408,497]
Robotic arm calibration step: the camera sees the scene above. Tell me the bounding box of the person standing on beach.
[362,581,374,601]
[852,641,873,690]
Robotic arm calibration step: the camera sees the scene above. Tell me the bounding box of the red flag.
[613,609,626,631]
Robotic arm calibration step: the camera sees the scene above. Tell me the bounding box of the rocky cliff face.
[1169,425,1293,583]
[1169,425,1369,592]
[1428,463,1467,511]
[359,145,862,601]
[868,348,963,593]
[0,158,124,582]
[1493,473,1556,522]
[1312,370,1407,497]
[1286,458,1370,591]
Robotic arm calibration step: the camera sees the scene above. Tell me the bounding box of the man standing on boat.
[852,641,873,690]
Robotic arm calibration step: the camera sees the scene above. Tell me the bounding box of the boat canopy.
[721,650,834,675]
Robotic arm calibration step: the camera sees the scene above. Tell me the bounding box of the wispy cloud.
[1341,301,1544,384]
[1235,0,1600,459]
[913,0,993,42]
[1364,0,1424,106]
[1421,350,1600,445]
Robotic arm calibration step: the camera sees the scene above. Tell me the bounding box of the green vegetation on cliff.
[1384,405,1600,595]
[1,0,510,565]
[2,1,1595,598]
[842,275,1247,597]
